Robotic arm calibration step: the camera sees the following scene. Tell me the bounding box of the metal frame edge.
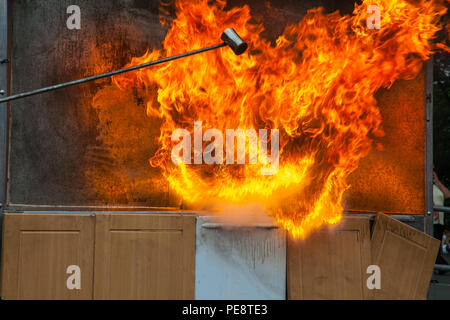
[425,58,434,236]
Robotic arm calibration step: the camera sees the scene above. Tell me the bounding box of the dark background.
[433,8,450,207]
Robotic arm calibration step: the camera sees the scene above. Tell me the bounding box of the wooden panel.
[287,216,371,300]
[1,214,95,300]
[93,214,196,300]
[371,213,439,299]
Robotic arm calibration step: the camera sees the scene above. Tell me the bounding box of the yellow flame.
[89,0,448,238]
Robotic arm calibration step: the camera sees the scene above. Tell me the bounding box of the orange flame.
[92,0,448,238]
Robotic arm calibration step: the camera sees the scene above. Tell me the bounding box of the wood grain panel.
[371,213,439,299]
[93,214,195,300]
[1,214,95,300]
[287,216,371,300]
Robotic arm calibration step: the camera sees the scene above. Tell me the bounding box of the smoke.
[203,203,276,227]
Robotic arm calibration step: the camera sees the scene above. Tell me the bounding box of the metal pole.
[0,43,227,104]
[434,206,450,213]
[434,264,450,272]
[0,0,9,282]
[425,58,434,236]
[0,0,9,209]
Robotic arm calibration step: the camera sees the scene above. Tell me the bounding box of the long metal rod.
[0,0,9,277]
[0,0,8,209]
[434,264,450,272]
[434,206,450,213]
[425,58,434,236]
[0,42,227,104]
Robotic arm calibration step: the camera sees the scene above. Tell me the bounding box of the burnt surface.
[7,0,426,214]
[345,69,426,214]
[8,0,168,206]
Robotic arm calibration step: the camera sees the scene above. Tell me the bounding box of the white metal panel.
[195,216,286,300]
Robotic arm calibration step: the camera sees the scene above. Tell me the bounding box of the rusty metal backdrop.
[5,0,427,215]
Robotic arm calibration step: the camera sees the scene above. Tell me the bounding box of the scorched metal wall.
[6,0,427,215]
